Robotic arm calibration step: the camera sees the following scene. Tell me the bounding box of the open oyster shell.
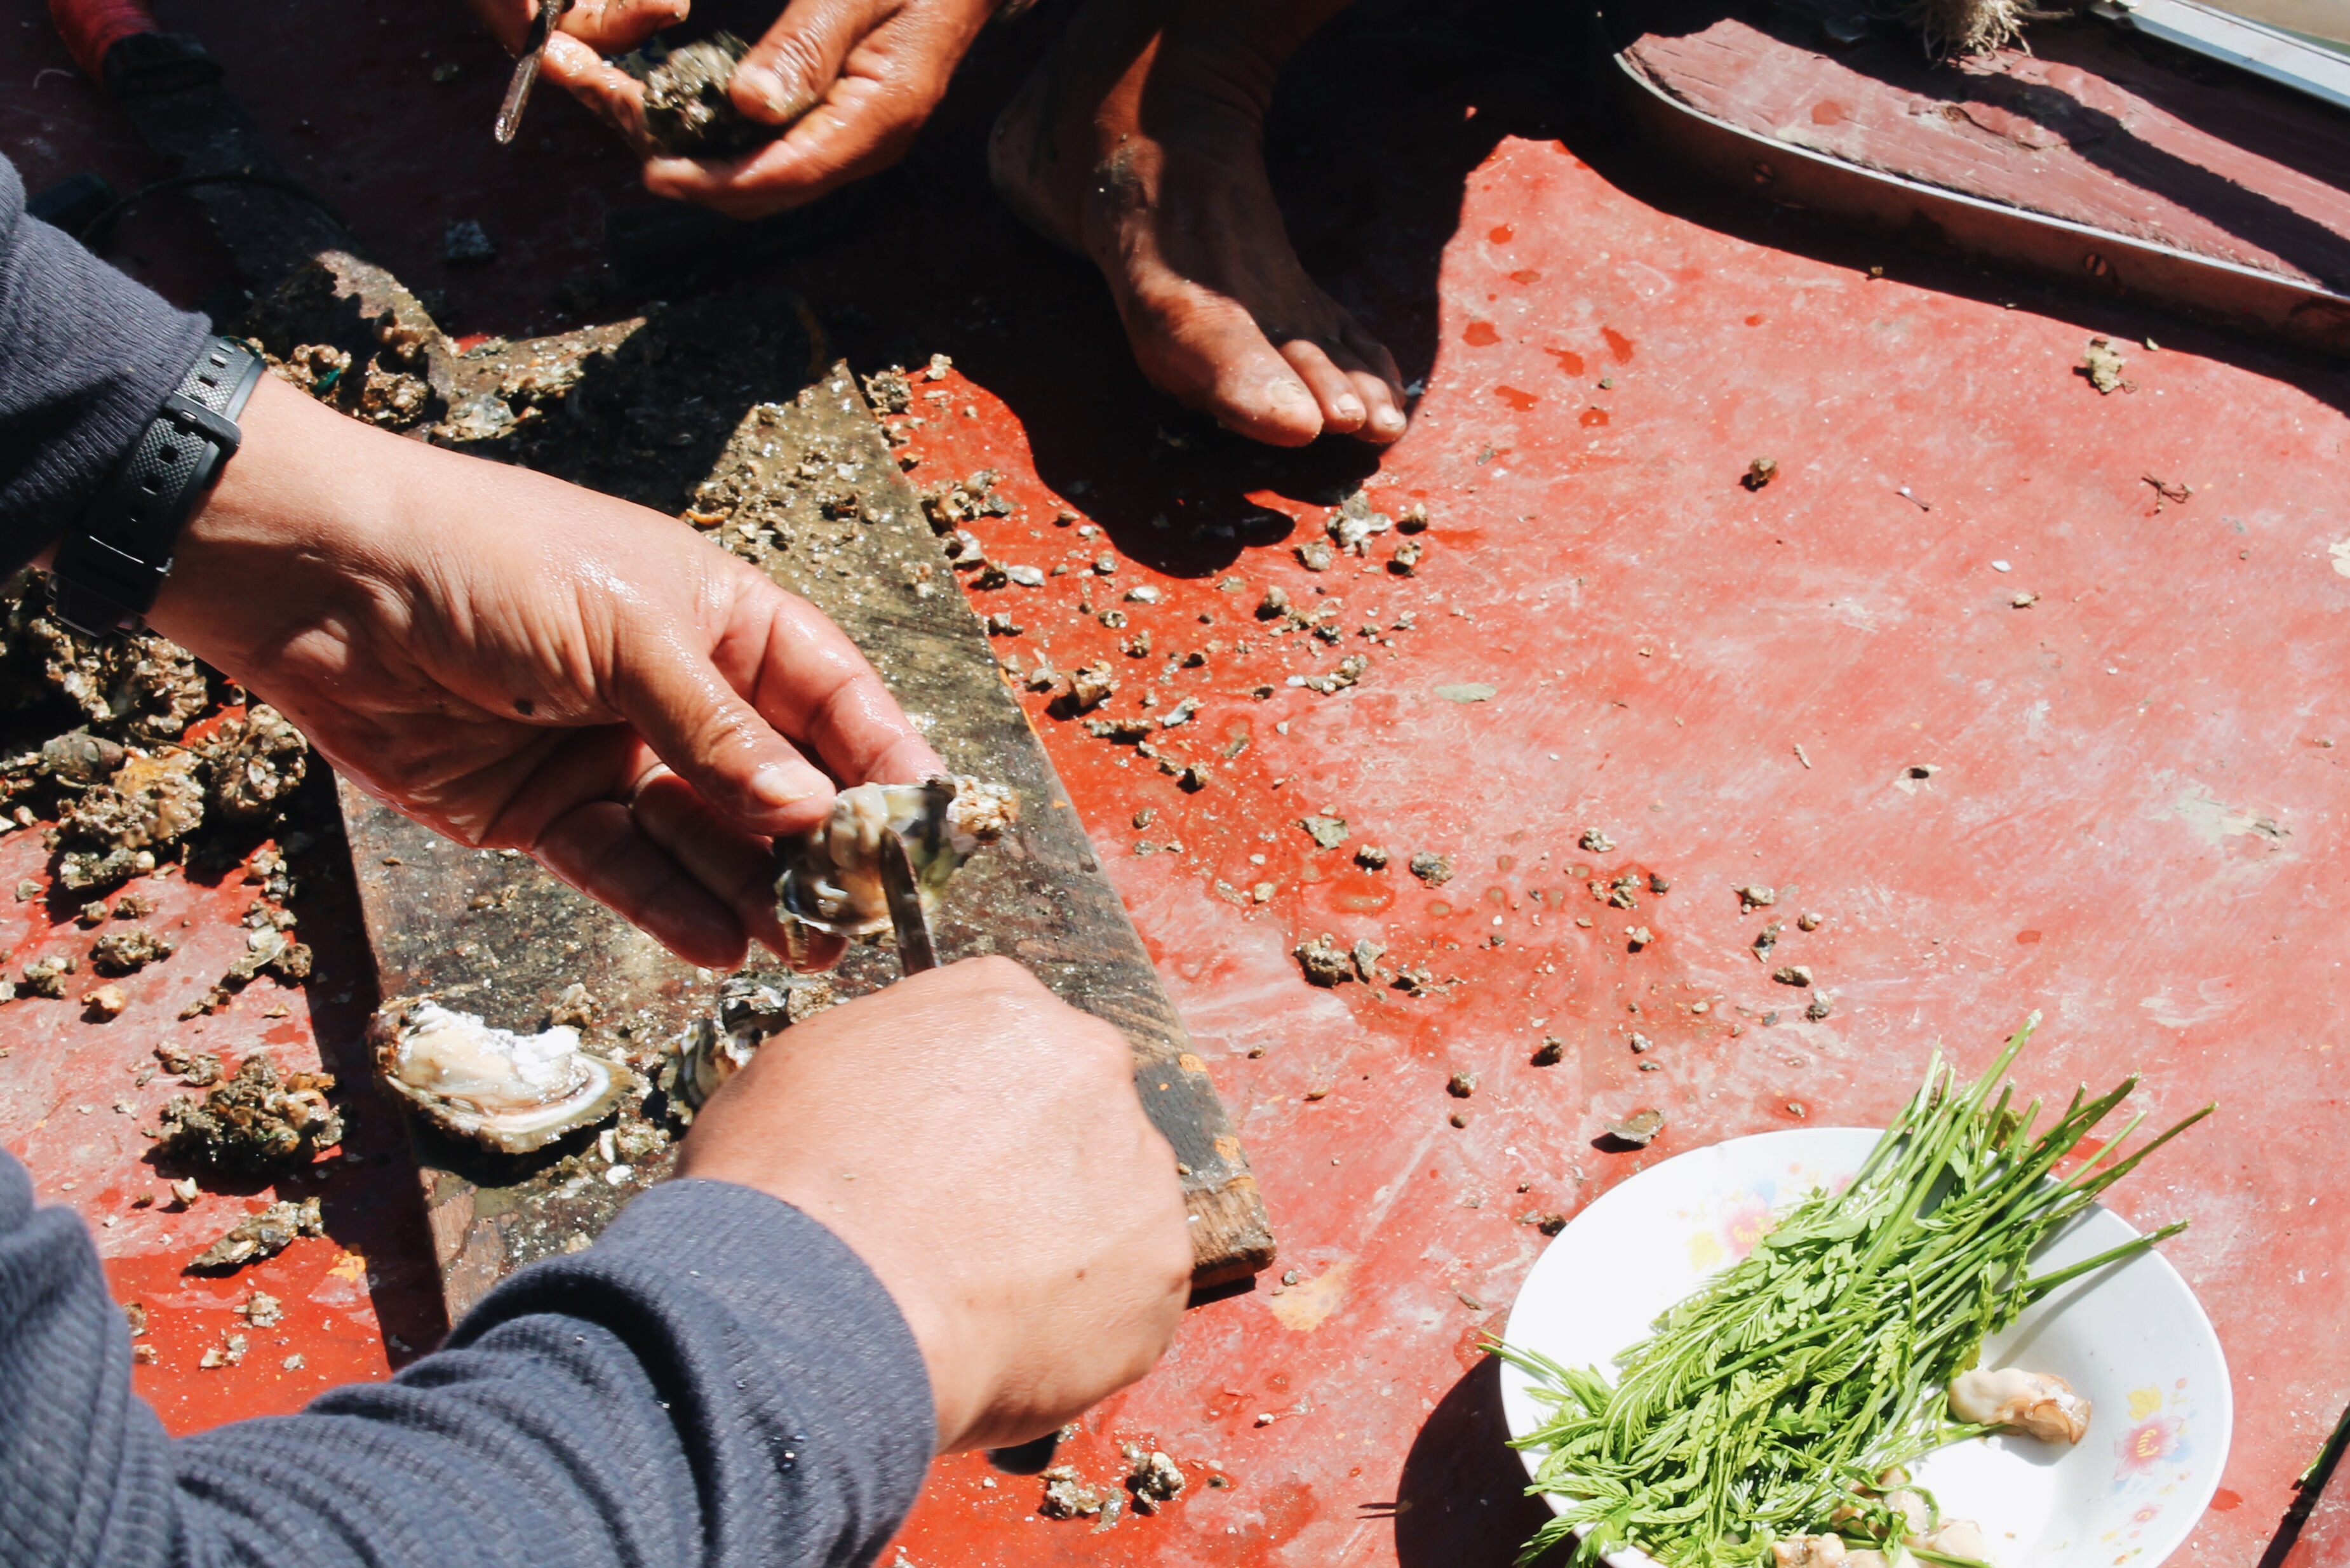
[774,774,1017,942]
[370,998,626,1154]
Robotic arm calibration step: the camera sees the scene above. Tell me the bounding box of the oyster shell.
[631,33,774,157]
[666,1015,753,1115]
[370,998,625,1153]
[189,1196,323,1273]
[659,972,838,1116]
[774,774,1017,941]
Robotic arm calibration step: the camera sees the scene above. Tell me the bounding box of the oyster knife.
[875,829,938,974]
[493,0,575,145]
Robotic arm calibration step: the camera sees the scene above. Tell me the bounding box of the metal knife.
[493,0,575,145]
[875,829,938,974]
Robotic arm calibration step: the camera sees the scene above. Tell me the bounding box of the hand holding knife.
[883,825,1088,1470]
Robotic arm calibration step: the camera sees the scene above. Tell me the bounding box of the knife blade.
[493,0,575,145]
[875,829,938,974]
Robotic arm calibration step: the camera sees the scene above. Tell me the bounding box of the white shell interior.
[384,1003,616,1140]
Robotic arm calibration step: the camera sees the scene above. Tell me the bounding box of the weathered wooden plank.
[341,289,1272,1320]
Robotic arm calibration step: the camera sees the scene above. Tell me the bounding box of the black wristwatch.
[50,335,264,638]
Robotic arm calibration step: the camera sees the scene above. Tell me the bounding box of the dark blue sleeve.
[0,1150,938,1568]
[0,153,213,572]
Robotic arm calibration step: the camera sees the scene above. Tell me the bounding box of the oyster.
[666,1015,755,1116]
[60,747,205,850]
[198,703,309,822]
[1912,1521,1992,1562]
[155,1054,342,1172]
[1947,1365,2091,1444]
[774,775,1017,942]
[659,972,838,1116]
[631,34,774,157]
[370,998,626,1153]
[189,1197,324,1273]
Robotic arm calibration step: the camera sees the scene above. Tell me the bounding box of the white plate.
[1497,1129,2231,1568]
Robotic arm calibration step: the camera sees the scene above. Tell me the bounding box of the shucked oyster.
[370,998,626,1154]
[775,775,1017,941]
[1947,1365,2091,1444]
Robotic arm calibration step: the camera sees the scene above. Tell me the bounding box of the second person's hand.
[539,0,1003,218]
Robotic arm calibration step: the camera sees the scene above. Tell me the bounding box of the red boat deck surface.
[3,1,2345,1564]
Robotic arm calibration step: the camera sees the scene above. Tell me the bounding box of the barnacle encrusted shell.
[661,972,840,1115]
[631,33,774,157]
[370,998,625,1153]
[774,775,1018,941]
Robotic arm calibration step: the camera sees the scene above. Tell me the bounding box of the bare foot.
[989,0,1407,447]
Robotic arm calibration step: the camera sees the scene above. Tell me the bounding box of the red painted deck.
[3,1,2345,1564]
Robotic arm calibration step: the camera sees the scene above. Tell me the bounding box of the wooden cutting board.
[319,280,1273,1318]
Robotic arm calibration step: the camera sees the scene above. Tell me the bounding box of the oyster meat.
[774,775,1017,942]
[371,998,626,1154]
[1947,1365,2091,1444]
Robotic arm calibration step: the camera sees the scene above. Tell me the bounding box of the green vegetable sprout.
[1498,1015,2210,1568]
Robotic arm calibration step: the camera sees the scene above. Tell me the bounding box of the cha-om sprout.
[1498,1017,2209,1568]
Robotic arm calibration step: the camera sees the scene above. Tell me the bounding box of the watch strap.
[52,335,263,638]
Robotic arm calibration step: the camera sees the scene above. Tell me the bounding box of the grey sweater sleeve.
[0,1149,937,1568]
[0,154,213,573]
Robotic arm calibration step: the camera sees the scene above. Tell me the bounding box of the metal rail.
[2096,0,2350,114]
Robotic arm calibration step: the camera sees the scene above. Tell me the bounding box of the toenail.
[1336,399,1364,420]
[1271,380,1312,407]
[1374,408,1407,432]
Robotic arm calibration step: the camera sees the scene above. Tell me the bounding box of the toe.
[1352,371,1407,444]
[1121,283,1325,446]
[1338,321,1409,443]
[1278,339,1368,435]
[1212,359,1324,448]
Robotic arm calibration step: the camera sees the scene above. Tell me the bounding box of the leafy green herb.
[1498,1015,2208,1568]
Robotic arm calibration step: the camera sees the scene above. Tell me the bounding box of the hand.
[464,0,686,59]
[539,0,1002,218]
[678,956,1193,1451]
[144,373,942,969]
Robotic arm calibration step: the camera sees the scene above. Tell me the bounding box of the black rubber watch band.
[51,335,264,638]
